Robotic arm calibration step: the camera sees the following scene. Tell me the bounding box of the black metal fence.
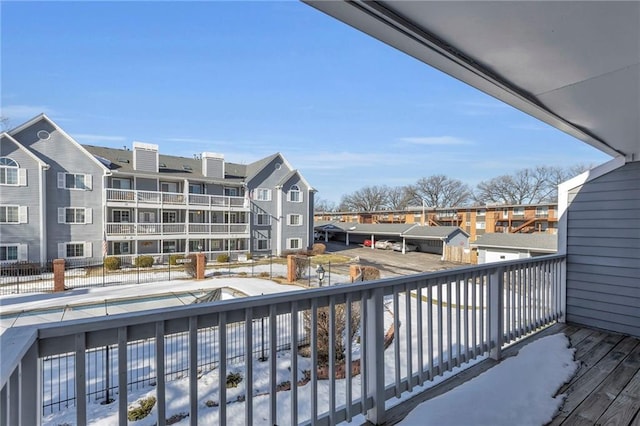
[42,313,310,415]
[0,255,292,295]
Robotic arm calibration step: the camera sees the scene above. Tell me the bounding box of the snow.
[398,333,579,426]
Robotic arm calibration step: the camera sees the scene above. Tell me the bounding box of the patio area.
[379,322,640,425]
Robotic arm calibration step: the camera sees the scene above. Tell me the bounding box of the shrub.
[303,302,361,366]
[216,254,229,263]
[245,252,252,260]
[238,271,247,277]
[226,372,243,388]
[311,243,326,256]
[134,255,154,268]
[169,254,185,265]
[104,257,121,271]
[127,396,156,421]
[258,272,270,278]
[361,266,381,281]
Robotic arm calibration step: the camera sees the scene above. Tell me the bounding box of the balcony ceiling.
[305,1,640,160]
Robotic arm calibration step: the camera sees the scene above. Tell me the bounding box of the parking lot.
[321,241,464,279]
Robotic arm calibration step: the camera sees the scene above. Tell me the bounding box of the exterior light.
[316,264,326,286]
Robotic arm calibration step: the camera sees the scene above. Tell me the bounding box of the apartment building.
[0,114,314,264]
[314,202,558,242]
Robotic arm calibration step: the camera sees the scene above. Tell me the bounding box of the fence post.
[489,267,504,360]
[365,287,385,424]
[53,259,65,292]
[328,262,331,286]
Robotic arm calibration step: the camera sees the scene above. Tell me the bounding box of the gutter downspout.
[39,164,49,264]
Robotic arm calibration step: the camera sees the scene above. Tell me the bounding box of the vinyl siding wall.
[565,160,640,337]
[0,137,43,263]
[13,119,106,262]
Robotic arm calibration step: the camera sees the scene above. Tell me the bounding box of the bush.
[216,254,229,263]
[226,372,243,388]
[134,255,154,268]
[103,256,121,271]
[311,243,326,256]
[258,272,270,278]
[127,396,156,421]
[303,302,361,366]
[169,254,185,266]
[245,253,252,260]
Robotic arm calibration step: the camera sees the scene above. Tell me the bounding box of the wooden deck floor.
[376,323,640,425]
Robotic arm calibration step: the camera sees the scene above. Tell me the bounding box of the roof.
[0,133,50,169]
[83,144,246,185]
[403,225,469,239]
[472,233,558,252]
[306,1,639,160]
[341,223,415,236]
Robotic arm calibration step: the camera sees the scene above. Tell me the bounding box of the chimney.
[132,142,159,172]
[202,152,224,179]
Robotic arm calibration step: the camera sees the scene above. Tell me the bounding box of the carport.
[400,225,470,257]
[313,220,347,243]
[342,223,415,249]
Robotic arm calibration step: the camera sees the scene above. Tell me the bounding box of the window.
[57,172,91,190]
[162,211,177,223]
[58,208,91,224]
[0,245,18,261]
[224,187,238,196]
[536,206,549,216]
[138,211,154,223]
[112,178,131,190]
[254,188,271,201]
[162,240,177,253]
[160,182,178,193]
[0,157,25,186]
[113,210,131,222]
[255,213,270,225]
[513,207,525,216]
[287,238,301,250]
[476,209,486,217]
[113,242,130,255]
[476,222,486,230]
[189,240,204,252]
[255,238,270,250]
[58,242,91,258]
[287,214,302,226]
[0,206,22,223]
[288,185,302,202]
[189,183,203,194]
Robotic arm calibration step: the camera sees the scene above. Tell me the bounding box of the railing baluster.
[75,333,87,426]
[328,297,336,424]
[156,322,166,426]
[455,275,461,367]
[189,316,198,426]
[244,309,253,425]
[405,283,413,392]
[437,281,443,375]
[447,278,452,370]
[290,302,298,426]
[416,284,424,386]
[311,300,318,424]
[269,305,277,426]
[21,342,39,426]
[218,313,227,424]
[118,327,128,426]
[345,293,353,422]
[427,280,434,380]
[393,287,401,397]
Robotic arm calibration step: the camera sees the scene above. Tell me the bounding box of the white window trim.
[0,158,26,186]
[287,214,303,226]
[58,241,92,259]
[57,172,92,190]
[0,205,27,224]
[476,222,486,230]
[0,244,27,262]
[58,207,92,224]
[288,185,302,203]
[254,188,272,201]
[286,238,302,250]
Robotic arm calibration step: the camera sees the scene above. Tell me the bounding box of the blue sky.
[1,1,611,204]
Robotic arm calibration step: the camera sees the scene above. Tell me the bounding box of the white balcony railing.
[1,255,564,425]
[106,222,250,237]
[106,189,248,210]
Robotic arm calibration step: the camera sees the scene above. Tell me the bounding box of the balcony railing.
[1,255,564,425]
[106,189,249,209]
[106,222,250,236]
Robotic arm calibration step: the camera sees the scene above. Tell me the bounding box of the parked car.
[363,239,373,247]
[391,242,419,252]
[375,240,397,250]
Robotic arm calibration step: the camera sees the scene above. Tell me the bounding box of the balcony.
[1,255,567,425]
[106,189,249,210]
[106,222,250,237]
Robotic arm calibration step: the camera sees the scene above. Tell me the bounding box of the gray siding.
[0,136,43,263]
[566,161,640,337]
[13,119,106,262]
[133,149,158,173]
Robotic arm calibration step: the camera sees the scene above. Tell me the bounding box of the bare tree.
[408,175,472,207]
[339,185,389,211]
[474,164,594,204]
[0,116,11,131]
[314,197,337,212]
[386,186,413,210]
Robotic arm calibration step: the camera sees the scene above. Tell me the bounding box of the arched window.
[288,184,302,202]
[0,157,19,185]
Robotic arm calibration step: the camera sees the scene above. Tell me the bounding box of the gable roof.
[9,114,111,173]
[402,225,469,239]
[472,233,557,252]
[0,133,50,169]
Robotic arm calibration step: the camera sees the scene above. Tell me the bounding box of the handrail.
[1,254,565,425]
